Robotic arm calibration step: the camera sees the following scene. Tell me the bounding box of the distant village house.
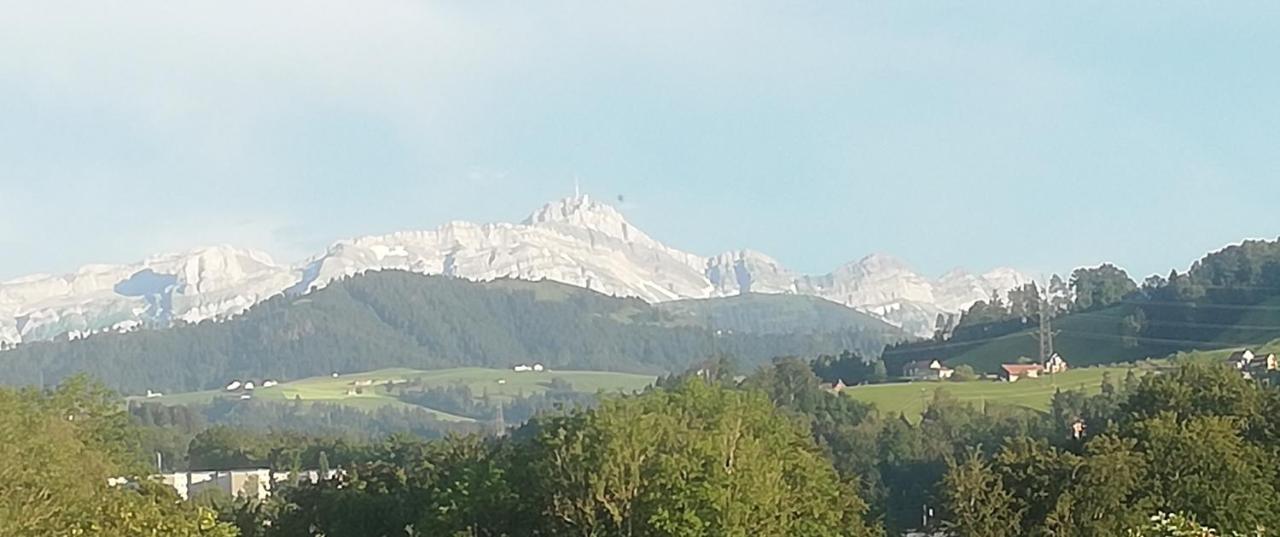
[819,379,848,393]
[999,364,1043,382]
[904,359,955,381]
[1045,353,1069,374]
[1226,349,1278,378]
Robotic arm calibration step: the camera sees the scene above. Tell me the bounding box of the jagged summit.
[523,194,618,225]
[0,196,1030,345]
[522,194,652,246]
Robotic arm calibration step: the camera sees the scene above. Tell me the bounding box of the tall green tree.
[1071,264,1138,311]
[519,379,878,537]
[941,452,1020,537]
[0,377,236,537]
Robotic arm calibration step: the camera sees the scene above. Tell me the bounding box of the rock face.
[0,195,1027,345]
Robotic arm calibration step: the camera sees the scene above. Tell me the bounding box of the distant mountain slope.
[0,271,902,394]
[0,195,1025,345]
[656,293,898,336]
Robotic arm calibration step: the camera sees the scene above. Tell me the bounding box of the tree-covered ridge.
[887,238,1280,374]
[0,271,901,393]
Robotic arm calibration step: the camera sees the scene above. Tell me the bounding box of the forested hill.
[0,271,903,394]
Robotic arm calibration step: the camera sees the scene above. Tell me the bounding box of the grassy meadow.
[844,363,1165,421]
[132,367,657,422]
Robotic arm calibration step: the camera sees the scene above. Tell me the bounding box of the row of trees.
[938,264,1138,341]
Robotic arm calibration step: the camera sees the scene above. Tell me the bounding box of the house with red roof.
[999,363,1043,382]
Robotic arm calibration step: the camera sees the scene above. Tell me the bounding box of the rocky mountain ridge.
[0,195,1027,345]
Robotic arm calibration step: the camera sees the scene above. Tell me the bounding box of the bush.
[951,364,978,381]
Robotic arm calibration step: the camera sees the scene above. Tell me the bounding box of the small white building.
[904,359,954,381]
[224,381,242,391]
[145,390,164,398]
[262,380,278,388]
[513,365,533,372]
[532,363,545,372]
[1044,354,1069,374]
[243,381,256,391]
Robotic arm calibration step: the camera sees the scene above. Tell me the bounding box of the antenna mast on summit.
[574,175,581,198]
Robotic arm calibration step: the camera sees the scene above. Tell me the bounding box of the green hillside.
[0,271,900,394]
[844,363,1159,421]
[890,298,1280,376]
[656,293,905,336]
[131,367,656,422]
[885,240,1280,376]
[948,305,1163,373]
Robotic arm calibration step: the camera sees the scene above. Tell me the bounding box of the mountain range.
[0,195,1027,345]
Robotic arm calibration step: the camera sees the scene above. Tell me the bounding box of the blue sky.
[2,1,1278,281]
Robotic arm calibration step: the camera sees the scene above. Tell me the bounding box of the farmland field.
[131,367,657,422]
[843,363,1166,421]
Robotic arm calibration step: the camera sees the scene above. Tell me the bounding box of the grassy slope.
[655,293,902,335]
[133,367,656,422]
[844,363,1162,421]
[946,305,1165,373]
[945,298,1280,374]
[1205,296,1280,347]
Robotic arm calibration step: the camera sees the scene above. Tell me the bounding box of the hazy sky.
[2,2,1279,282]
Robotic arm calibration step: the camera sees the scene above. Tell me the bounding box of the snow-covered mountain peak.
[832,253,915,279]
[0,196,1033,345]
[146,245,279,268]
[939,267,973,281]
[524,194,620,226]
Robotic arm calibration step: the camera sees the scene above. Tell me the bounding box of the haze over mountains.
[0,195,1027,345]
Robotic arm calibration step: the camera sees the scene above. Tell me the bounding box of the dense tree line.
[937,362,1280,536]
[219,378,878,537]
[9,354,1280,536]
[0,377,236,536]
[1138,239,1280,346]
[0,271,899,393]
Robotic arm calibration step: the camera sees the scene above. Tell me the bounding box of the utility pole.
[1039,279,1059,387]
[1038,281,1058,360]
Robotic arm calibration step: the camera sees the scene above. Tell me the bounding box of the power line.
[881,331,1035,355]
[1120,299,1280,311]
[1054,329,1250,349]
[1065,312,1280,331]
[886,318,1278,357]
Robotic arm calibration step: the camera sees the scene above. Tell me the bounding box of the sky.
[2,1,1279,282]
